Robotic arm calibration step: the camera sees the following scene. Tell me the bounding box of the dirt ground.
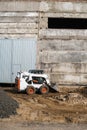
[0,86,87,129]
[0,122,87,130]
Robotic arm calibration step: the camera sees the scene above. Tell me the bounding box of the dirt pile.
[0,88,19,118]
[49,92,87,105]
[66,93,87,105]
[1,87,87,123]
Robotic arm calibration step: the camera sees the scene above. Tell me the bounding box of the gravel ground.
[0,88,19,118]
[0,122,87,130]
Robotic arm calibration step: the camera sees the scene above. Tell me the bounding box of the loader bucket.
[50,83,58,92]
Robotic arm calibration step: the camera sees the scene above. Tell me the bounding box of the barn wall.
[0,0,87,86]
[0,0,39,38]
[38,1,87,85]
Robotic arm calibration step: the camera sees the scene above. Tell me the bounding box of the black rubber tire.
[26,86,36,95]
[40,85,49,94]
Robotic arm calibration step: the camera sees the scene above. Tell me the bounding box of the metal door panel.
[13,38,36,71]
[0,38,36,83]
[12,64,21,82]
[0,39,12,83]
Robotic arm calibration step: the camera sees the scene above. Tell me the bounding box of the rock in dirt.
[0,88,19,118]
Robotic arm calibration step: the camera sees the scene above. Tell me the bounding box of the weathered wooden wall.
[38,1,87,85]
[0,0,87,86]
[0,0,39,38]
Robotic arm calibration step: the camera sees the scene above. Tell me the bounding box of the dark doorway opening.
[48,17,87,29]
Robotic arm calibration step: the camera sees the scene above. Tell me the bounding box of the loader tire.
[26,86,36,95]
[40,85,49,94]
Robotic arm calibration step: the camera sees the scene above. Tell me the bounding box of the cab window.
[32,77,46,84]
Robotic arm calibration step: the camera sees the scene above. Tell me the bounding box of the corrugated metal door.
[12,64,21,82]
[0,39,12,83]
[0,38,36,83]
[12,38,36,82]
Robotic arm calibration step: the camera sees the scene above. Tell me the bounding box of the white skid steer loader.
[15,70,58,95]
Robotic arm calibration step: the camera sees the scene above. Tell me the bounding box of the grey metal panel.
[0,38,36,83]
[12,38,36,82]
[0,39,12,83]
[12,64,21,82]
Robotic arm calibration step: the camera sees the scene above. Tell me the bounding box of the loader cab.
[32,76,46,84]
[25,74,47,89]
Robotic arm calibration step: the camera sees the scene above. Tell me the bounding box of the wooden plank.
[47,63,81,73]
[41,63,81,74]
[0,1,39,11]
[50,73,87,85]
[40,12,87,18]
[53,63,87,74]
[0,34,37,38]
[39,1,87,13]
[39,51,82,63]
[40,62,87,74]
[38,39,86,51]
[38,40,62,51]
[0,17,38,23]
[0,12,38,17]
[40,62,87,84]
[0,23,38,29]
[0,1,87,13]
[39,29,87,40]
[0,29,38,34]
